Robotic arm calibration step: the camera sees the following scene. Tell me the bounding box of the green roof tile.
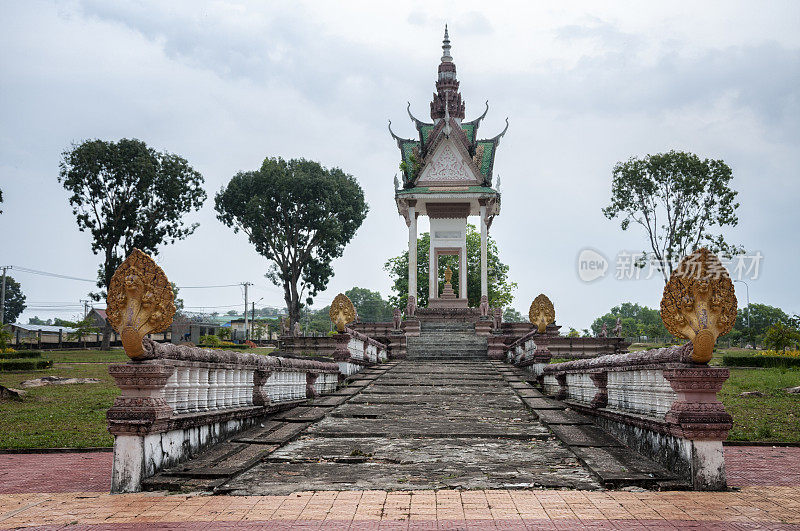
[461,123,475,144]
[476,141,495,176]
[397,185,498,195]
[420,125,435,144]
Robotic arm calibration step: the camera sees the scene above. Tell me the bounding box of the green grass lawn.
[720,367,800,443]
[40,349,129,364]
[0,345,279,449]
[0,362,119,449]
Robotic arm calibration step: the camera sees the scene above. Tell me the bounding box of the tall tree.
[2,276,26,324]
[591,302,670,340]
[59,138,206,349]
[503,308,524,322]
[728,303,791,346]
[603,150,743,282]
[384,225,516,310]
[345,287,393,323]
[215,157,369,328]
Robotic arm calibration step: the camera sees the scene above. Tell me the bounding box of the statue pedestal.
[475,317,492,337]
[428,297,468,308]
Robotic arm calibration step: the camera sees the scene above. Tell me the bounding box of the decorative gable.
[416,138,481,187]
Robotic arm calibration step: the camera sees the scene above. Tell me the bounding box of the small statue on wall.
[599,322,608,338]
[393,308,402,330]
[493,307,502,330]
[406,295,416,318]
[612,317,622,337]
[293,321,302,337]
[479,295,489,317]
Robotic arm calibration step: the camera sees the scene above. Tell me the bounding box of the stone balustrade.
[535,343,733,490]
[107,338,340,493]
[334,328,388,377]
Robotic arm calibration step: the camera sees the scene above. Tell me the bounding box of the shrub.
[244,340,257,348]
[0,359,53,371]
[722,354,800,368]
[757,349,800,358]
[0,351,42,360]
[199,335,221,347]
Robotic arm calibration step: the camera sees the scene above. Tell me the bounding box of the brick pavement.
[1,447,799,528]
[0,452,112,494]
[0,488,799,529]
[725,446,800,487]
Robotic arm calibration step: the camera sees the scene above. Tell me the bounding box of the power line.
[176,283,241,289]
[12,266,96,283]
[10,265,244,290]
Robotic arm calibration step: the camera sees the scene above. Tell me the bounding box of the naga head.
[661,248,737,363]
[106,249,176,359]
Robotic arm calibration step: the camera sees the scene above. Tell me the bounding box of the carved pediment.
[416,138,481,187]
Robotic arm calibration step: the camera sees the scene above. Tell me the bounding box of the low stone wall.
[504,329,629,365]
[107,339,341,493]
[278,335,337,358]
[536,343,732,490]
[281,327,404,360]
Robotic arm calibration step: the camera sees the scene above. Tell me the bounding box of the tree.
[763,321,800,351]
[566,327,580,338]
[384,225,516,310]
[2,276,26,324]
[591,302,670,340]
[603,150,743,282]
[215,157,368,328]
[67,316,100,349]
[730,303,791,347]
[171,283,185,313]
[503,308,524,322]
[59,138,206,349]
[345,287,393,323]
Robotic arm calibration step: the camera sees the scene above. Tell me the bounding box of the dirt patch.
[21,376,101,388]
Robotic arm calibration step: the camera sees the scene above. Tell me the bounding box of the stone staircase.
[406,321,488,360]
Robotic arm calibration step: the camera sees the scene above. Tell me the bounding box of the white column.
[408,206,417,300]
[460,245,468,300]
[429,242,437,301]
[480,205,488,298]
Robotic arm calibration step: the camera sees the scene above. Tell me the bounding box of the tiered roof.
[390,26,508,190]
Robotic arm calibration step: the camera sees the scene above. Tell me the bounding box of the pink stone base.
[428,297,468,309]
[475,320,492,337]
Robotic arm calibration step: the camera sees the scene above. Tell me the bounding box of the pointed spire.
[430,25,465,121]
[441,24,452,63]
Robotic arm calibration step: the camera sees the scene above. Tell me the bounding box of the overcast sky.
[1,0,798,329]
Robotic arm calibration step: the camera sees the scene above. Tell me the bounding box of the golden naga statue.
[329,293,356,333]
[661,247,737,363]
[529,293,556,334]
[444,266,453,284]
[106,249,176,359]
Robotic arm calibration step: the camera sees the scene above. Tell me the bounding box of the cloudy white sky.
[1,0,798,329]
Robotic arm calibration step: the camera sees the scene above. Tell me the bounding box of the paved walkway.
[1,487,799,529]
[225,360,599,494]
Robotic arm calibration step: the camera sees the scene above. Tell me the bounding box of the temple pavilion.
[391,26,507,311]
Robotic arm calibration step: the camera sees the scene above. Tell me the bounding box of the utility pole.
[242,282,252,342]
[81,299,90,320]
[0,266,11,326]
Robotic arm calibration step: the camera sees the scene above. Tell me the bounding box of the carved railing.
[105,250,343,493]
[507,249,737,490]
[334,327,388,377]
[540,344,732,490]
